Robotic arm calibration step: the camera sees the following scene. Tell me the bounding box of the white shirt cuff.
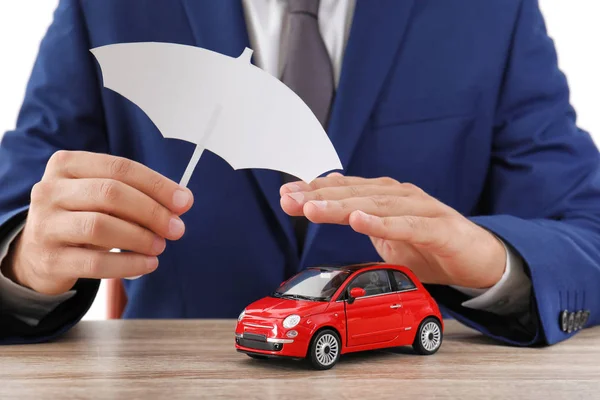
[451,238,532,316]
[0,221,76,326]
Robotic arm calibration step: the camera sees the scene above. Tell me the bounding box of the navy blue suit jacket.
[1,0,599,346]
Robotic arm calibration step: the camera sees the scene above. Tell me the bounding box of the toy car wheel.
[413,317,442,355]
[246,354,268,360]
[308,329,341,370]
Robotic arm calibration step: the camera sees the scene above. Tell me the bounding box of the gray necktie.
[280,0,335,254]
[280,0,335,127]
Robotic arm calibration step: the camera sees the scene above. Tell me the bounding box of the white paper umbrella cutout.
[90,42,342,186]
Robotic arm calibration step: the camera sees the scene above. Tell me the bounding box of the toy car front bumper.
[235,332,291,352]
[234,331,309,358]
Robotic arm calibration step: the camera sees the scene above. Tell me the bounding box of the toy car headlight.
[283,314,301,329]
[238,309,245,321]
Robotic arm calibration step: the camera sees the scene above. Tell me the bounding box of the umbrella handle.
[179,145,204,187]
[179,105,222,187]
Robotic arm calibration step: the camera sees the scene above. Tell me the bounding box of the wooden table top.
[1,319,599,399]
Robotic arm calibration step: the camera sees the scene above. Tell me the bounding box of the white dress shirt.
[0,0,532,326]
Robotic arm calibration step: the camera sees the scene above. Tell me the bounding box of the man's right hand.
[1,151,194,296]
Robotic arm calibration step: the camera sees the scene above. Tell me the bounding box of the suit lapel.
[301,0,416,265]
[180,0,249,56]
[180,0,297,253]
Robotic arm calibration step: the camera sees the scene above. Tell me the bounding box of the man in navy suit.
[0,0,598,347]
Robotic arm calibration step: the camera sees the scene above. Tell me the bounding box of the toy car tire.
[412,317,443,355]
[246,354,268,360]
[308,329,341,370]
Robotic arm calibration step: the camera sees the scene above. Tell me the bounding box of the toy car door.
[389,269,421,341]
[343,269,403,347]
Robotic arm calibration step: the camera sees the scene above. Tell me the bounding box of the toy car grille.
[243,333,267,342]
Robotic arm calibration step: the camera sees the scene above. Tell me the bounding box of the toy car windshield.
[272,268,351,301]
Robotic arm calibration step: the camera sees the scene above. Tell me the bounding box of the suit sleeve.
[0,0,105,344]
[428,0,600,346]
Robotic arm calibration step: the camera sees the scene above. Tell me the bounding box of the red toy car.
[235,262,444,370]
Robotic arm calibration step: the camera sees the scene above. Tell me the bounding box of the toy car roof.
[307,262,405,273]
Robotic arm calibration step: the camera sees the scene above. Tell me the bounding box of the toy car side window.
[347,270,392,297]
[391,270,416,291]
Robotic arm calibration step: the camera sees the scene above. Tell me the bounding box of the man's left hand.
[280,173,506,289]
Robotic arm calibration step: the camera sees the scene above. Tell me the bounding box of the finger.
[280,175,398,195]
[46,211,167,256]
[43,151,194,215]
[52,178,185,240]
[280,185,423,216]
[53,247,159,280]
[296,196,443,223]
[348,211,445,248]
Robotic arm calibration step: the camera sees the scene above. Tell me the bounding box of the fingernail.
[152,236,166,254]
[126,257,158,279]
[310,200,327,210]
[173,189,191,208]
[281,183,302,193]
[146,256,159,271]
[168,217,185,237]
[287,192,305,204]
[355,210,371,219]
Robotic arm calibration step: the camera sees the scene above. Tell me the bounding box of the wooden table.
[1,320,599,399]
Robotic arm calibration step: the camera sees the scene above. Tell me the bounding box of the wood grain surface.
[1,320,599,399]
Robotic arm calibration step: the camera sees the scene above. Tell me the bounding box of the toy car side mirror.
[350,287,366,298]
[347,287,366,304]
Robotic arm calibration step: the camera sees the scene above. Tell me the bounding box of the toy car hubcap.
[421,322,441,351]
[315,334,338,366]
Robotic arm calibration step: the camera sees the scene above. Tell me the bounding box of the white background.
[1,1,599,320]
